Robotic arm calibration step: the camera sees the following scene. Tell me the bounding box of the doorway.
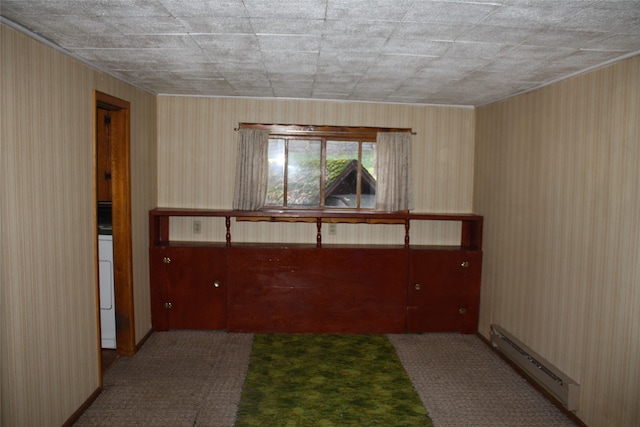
[94,91,136,372]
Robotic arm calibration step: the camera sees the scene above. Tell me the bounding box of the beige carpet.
[389,334,577,427]
[75,331,577,427]
[75,331,253,426]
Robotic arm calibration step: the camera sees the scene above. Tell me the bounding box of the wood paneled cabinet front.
[226,246,408,333]
[407,249,482,333]
[150,246,227,331]
[148,209,483,334]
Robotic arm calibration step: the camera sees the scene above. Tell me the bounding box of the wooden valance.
[235,123,415,140]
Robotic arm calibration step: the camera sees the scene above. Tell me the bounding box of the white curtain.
[232,128,270,210]
[375,132,413,212]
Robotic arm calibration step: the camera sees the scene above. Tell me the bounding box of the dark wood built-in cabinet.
[407,249,482,333]
[150,245,227,331]
[149,209,483,334]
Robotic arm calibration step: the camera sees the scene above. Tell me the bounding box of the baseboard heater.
[490,324,580,411]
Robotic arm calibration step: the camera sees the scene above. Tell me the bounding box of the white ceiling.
[2,0,639,106]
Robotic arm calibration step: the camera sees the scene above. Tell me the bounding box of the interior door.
[94,90,134,358]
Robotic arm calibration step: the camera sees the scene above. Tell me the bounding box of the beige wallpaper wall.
[0,24,156,426]
[157,97,475,246]
[474,56,640,427]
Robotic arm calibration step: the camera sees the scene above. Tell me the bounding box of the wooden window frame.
[238,123,413,211]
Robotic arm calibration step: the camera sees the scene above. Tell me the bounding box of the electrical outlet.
[193,220,202,234]
[328,223,337,235]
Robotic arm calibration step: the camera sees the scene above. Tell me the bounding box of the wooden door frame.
[94,90,136,358]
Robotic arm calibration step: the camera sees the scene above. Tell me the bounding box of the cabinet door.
[156,246,227,330]
[407,250,481,333]
[226,247,407,333]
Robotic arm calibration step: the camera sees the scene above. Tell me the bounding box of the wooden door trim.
[94,90,136,359]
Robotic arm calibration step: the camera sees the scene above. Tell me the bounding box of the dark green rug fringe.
[235,334,433,427]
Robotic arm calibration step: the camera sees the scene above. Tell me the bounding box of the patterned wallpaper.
[475,56,640,427]
[1,24,156,426]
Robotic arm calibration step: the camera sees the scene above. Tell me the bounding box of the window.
[234,124,413,212]
[265,136,376,209]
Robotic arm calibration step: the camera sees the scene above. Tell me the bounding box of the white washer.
[98,234,116,349]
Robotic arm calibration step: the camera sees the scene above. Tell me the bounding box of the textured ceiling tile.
[522,29,611,49]
[383,38,452,56]
[313,81,359,94]
[243,0,327,20]
[176,16,253,34]
[366,54,436,78]
[403,1,500,24]
[250,18,325,35]
[158,0,246,17]
[316,52,377,73]
[524,65,582,83]
[228,80,272,93]
[326,0,413,21]
[61,34,199,49]
[257,34,320,52]
[482,4,575,27]
[356,72,401,85]
[192,34,259,53]
[270,74,315,84]
[182,78,235,90]
[388,22,466,40]
[458,25,542,45]
[589,33,640,51]
[321,34,388,52]
[442,41,511,60]
[212,58,266,74]
[73,48,198,70]
[323,18,398,39]
[501,45,577,62]
[262,51,318,74]
[224,73,269,86]
[551,49,633,68]
[588,1,640,11]
[5,13,109,35]
[478,58,549,76]
[166,69,224,80]
[2,0,637,105]
[623,23,640,35]
[313,71,362,81]
[561,6,640,32]
[111,16,189,35]
[415,57,491,80]
[15,0,173,17]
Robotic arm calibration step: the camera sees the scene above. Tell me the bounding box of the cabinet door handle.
[460,261,469,268]
[414,283,421,291]
[164,302,172,309]
[163,257,172,264]
[458,307,467,315]
[213,280,221,288]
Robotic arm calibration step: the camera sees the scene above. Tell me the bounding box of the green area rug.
[235,334,433,427]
